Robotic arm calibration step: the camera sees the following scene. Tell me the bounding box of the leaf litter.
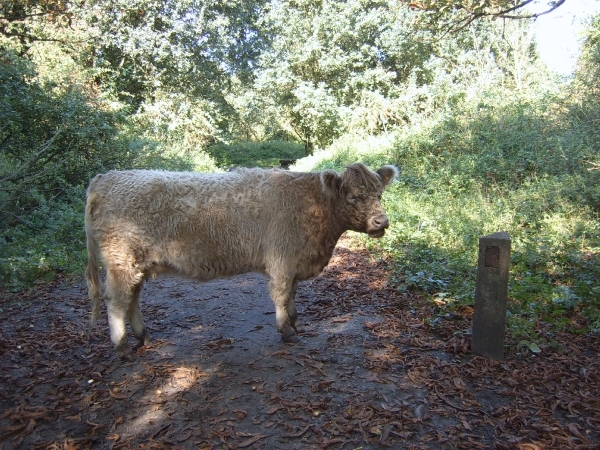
[0,236,598,449]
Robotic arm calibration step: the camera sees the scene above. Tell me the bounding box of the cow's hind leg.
[128,281,150,348]
[105,266,141,358]
[268,276,299,343]
[287,279,304,334]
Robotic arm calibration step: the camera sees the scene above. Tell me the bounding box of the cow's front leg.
[105,267,137,359]
[268,277,299,343]
[106,297,132,358]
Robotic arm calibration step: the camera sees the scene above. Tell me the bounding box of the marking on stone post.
[484,246,499,268]
[472,232,510,360]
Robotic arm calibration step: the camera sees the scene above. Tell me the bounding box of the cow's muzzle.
[367,214,389,238]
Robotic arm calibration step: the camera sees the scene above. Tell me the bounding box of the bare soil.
[1,238,599,449]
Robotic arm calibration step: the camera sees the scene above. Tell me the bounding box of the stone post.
[472,231,511,360]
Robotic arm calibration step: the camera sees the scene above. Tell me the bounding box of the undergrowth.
[0,188,87,291]
[297,97,600,345]
[206,140,305,168]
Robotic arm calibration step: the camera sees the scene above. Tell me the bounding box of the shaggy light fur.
[85,163,398,357]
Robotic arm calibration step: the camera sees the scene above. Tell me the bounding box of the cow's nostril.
[372,216,389,228]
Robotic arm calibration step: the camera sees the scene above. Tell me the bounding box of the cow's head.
[321,163,398,237]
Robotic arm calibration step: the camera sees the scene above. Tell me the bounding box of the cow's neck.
[325,200,351,248]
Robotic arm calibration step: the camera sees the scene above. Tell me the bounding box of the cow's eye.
[347,194,360,204]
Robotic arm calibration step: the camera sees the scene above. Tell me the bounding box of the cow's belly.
[145,262,264,282]
[143,241,265,282]
[138,228,336,283]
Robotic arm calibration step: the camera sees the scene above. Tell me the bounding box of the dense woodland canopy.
[1,0,599,343]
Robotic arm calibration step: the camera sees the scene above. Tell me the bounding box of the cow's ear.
[377,165,399,187]
[320,169,341,197]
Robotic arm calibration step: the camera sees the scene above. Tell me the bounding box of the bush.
[130,137,219,173]
[0,188,87,291]
[0,49,222,290]
[0,50,135,230]
[295,89,600,340]
[382,104,600,338]
[292,134,399,172]
[206,140,305,169]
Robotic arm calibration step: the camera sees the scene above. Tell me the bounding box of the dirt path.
[1,238,599,449]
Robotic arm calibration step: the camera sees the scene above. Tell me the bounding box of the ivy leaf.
[528,342,542,353]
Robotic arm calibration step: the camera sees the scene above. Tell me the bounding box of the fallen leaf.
[238,434,267,448]
[109,389,128,400]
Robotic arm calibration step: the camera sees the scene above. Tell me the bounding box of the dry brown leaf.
[108,388,128,400]
[516,444,542,450]
[86,420,104,434]
[331,315,352,323]
[234,409,248,420]
[238,433,267,448]
[281,425,311,438]
[176,430,193,442]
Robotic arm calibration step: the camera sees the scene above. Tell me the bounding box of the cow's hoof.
[120,352,135,361]
[139,330,151,346]
[282,333,300,343]
[117,343,134,360]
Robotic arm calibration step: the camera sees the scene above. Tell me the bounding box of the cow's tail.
[85,193,102,326]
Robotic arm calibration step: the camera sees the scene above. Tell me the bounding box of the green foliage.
[358,96,600,340]
[573,14,600,100]
[0,49,135,228]
[0,41,218,289]
[292,9,600,341]
[0,47,126,289]
[0,187,87,291]
[251,0,436,152]
[565,14,600,211]
[127,92,221,172]
[207,140,305,168]
[76,0,267,108]
[292,133,397,171]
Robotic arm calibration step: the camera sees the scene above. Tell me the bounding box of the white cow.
[85,163,398,357]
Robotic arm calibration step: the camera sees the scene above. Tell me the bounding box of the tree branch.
[0,29,76,45]
[497,0,567,20]
[0,11,60,22]
[404,0,568,34]
[0,125,64,185]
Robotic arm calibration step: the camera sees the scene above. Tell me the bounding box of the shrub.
[297,90,600,340]
[206,140,305,168]
[292,134,399,172]
[0,188,87,291]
